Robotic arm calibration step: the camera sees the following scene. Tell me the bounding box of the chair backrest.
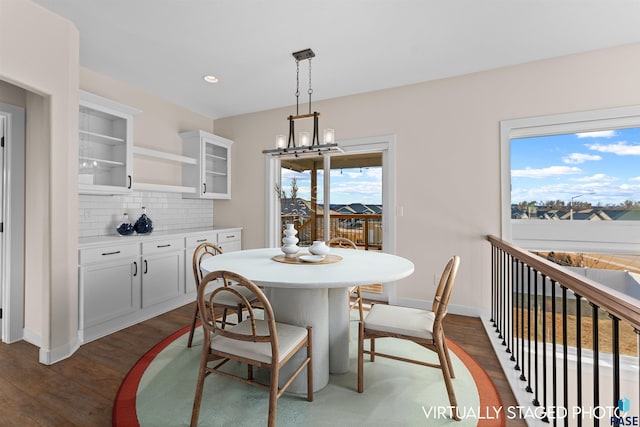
[327,237,357,250]
[192,242,224,288]
[198,270,279,358]
[431,256,460,323]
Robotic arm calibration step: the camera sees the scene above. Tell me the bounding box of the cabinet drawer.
[79,243,139,265]
[142,238,183,255]
[217,230,241,245]
[185,233,218,249]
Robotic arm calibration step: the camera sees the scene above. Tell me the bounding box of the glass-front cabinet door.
[181,130,233,199]
[78,91,139,194]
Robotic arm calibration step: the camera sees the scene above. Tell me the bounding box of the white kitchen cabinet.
[216,228,242,253]
[185,231,219,293]
[79,91,140,194]
[181,130,233,199]
[78,242,141,342]
[141,238,184,308]
[78,227,240,343]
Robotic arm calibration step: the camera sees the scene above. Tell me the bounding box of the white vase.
[309,240,330,256]
[281,223,300,258]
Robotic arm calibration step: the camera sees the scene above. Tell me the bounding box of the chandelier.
[263,48,341,157]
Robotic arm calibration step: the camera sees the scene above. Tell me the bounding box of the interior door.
[0,115,5,332]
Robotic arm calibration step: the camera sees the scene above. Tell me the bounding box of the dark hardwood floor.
[0,304,525,426]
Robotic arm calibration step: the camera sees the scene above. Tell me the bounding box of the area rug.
[113,317,505,426]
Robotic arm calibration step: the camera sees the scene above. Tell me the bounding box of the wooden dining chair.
[190,270,313,427]
[326,237,376,322]
[187,242,258,347]
[357,256,461,421]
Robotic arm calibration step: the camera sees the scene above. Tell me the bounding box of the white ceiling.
[32,0,640,119]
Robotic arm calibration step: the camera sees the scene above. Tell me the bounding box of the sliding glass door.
[278,152,382,248]
[266,135,396,301]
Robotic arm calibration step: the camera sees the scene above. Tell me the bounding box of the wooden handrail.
[488,235,640,331]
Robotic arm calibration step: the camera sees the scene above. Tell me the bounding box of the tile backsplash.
[79,191,214,238]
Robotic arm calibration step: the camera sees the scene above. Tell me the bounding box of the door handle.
[133,261,138,277]
[144,259,148,274]
[203,182,207,194]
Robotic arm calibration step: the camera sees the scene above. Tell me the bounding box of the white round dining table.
[200,247,415,393]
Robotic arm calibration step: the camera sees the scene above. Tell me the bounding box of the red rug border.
[112,324,192,427]
[446,339,506,426]
[113,329,505,426]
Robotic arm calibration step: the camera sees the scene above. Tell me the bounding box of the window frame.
[500,105,640,241]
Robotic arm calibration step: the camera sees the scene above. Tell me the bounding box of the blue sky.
[511,128,640,205]
[281,166,382,205]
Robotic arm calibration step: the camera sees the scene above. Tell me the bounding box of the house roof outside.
[281,200,382,217]
[512,205,640,221]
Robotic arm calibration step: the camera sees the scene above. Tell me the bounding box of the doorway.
[0,102,26,343]
[279,152,382,248]
[266,135,397,301]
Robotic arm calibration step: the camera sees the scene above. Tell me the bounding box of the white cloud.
[512,166,582,178]
[630,176,640,182]
[575,130,616,138]
[586,141,640,155]
[571,173,616,183]
[562,153,602,164]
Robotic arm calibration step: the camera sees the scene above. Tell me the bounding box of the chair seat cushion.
[364,304,435,340]
[211,319,308,364]
[209,285,258,308]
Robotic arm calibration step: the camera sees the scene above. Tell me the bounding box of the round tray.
[272,254,342,265]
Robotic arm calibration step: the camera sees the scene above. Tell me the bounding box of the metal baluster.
[491,245,496,327]
[513,260,524,371]
[526,265,533,392]
[636,328,639,419]
[520,260,526,380]
[496,249,503,336]
[575,294,582,427]
[541,274,549,423]
[611,315,620,410]
[533,269,540,405]
[505,258,519,357]
[498,253,509,345]
[514,258,520,368]
[591,303,599,427]
[562,286,568,427]
[551,279,557,427]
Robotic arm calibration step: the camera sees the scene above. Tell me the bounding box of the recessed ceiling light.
[203,75,219,83]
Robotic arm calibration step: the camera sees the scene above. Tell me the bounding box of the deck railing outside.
[487,235,639,426]
[281,214,382,250]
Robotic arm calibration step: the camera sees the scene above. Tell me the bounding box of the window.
[500,105,640,240]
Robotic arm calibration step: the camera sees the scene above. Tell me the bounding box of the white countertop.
[78,226,242,248]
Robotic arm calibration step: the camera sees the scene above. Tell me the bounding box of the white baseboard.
[38,336,81,365]
[393,296,490,318]
[22,328,40,347]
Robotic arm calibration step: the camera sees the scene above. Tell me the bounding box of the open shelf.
[133,146,197,165]
[131,182,196,194]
